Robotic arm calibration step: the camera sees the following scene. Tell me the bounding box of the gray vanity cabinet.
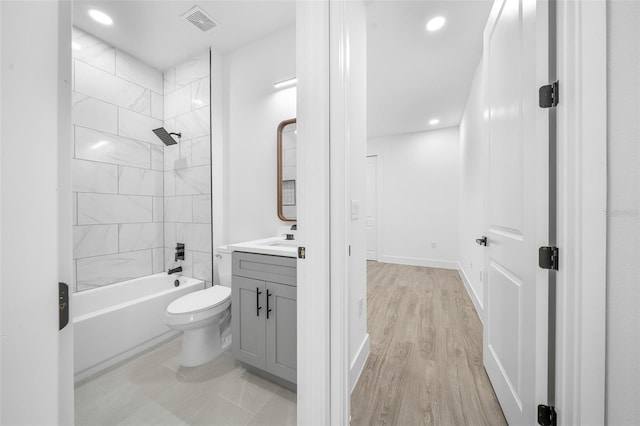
[231,252,296,386]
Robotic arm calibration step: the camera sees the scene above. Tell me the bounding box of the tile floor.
[75,336,296,425]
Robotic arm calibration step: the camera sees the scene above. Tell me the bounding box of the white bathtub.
[73,273,204,382]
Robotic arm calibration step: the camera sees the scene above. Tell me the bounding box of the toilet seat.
[167,286,231,315]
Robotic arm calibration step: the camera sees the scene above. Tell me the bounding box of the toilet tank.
[216,245,233,288]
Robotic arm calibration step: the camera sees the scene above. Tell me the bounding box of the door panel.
[266,282,297,383]
[232,276,266,369]
[483,0,548,424]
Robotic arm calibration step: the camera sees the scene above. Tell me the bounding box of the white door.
[365,156,378,261]
[482,0,549,424]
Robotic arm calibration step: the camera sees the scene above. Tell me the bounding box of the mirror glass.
[278,118,297,221]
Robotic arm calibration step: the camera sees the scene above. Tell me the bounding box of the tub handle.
[256,287,262,316]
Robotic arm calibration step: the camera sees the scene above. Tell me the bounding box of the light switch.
[351,200,360,220]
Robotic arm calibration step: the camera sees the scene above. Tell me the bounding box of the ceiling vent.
[181,6,218,33]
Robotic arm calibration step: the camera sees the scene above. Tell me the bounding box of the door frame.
[555,0,607,424]
[365,155,380,262]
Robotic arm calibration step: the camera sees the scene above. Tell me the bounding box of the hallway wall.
[606,1,640,423]
[367,127,460,269]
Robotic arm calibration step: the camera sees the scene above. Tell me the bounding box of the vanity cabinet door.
[232,276,266,369]
[265,281,297,383]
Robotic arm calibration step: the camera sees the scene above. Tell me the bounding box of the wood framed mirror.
[277,118,297,222]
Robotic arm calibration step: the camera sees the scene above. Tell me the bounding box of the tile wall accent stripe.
[115,50,163,94]
[75,60,151,115]
[72,92,118,134]
[72,159,118,194]
[118,108,164,145]
[118,166,163,196]
[73,224,119,259]
[77,193,152,225]
[75,126,151,169]
[119,223,163,252]
[72,27,115,74]
[76,250,153,287]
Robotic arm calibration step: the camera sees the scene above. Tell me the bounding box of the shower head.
[152,127,181,146]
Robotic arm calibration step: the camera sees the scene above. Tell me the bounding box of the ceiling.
[367,0,493,138]
[72,0,296,71]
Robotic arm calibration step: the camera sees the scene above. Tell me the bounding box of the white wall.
[367,128,460,269]
[606,1,640,424]
[222,25,297,244]
[458,61,485,315]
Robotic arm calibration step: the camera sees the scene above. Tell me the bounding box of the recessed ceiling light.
[89,9,113,26]
[274,77,297,90]
[426,16,446,32]
[429,118,440,125]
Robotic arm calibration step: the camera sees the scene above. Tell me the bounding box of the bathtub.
[73,273,204,382]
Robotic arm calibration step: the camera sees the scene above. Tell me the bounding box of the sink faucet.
[168,266,182,275]
[290,224,297,230]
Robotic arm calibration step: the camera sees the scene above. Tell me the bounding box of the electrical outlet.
[359,297,364,317]
[479,270,483,282]
[431,241,437,249]
[470,262,473,269]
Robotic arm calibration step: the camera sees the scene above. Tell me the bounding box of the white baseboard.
[457,262,483,322]
[378,255,459,270]
[349,334,370,393]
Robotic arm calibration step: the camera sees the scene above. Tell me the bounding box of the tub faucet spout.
[168,266,183,275]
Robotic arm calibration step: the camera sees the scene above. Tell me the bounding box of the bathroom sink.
[228,237,298,257]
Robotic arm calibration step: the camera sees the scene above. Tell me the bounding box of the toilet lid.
[167,286,231,315]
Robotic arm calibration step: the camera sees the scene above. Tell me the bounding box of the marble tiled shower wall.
[163,54,212,286]
[71,28,212,291]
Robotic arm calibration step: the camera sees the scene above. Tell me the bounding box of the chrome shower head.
[152,127,181,146]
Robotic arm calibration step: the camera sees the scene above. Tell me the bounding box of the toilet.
[165,246,233,367]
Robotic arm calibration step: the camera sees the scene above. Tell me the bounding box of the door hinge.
[539,246,559,270]
[298,246,306,259]
[539,81,559,108]
[537,404,557,426]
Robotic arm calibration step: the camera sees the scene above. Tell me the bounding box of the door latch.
[59,282,69,330]
[475,236,488,246]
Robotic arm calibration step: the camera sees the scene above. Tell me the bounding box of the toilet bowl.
[164,245,233,367]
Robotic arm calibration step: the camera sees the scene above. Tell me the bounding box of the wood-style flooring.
[351,262,507,426]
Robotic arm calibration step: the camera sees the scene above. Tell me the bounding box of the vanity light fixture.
[429,118,440,125]
[89,9,113,26]
[426,16,446,32]
[274,77,297,90]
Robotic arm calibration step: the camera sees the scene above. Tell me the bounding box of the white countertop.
[227,236,297,258]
